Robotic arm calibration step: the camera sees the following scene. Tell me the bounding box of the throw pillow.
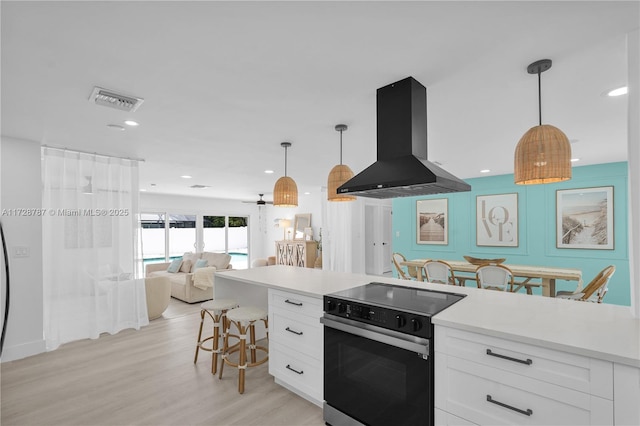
[201,252,231,270]
[167,258,183,273]
[182,252,200,273]
[193,259,208,271]
[179,259,192,273]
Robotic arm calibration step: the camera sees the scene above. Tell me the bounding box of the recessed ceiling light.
[181,175,192,179]
[480,169,491,173]
[107,124,125,131]
[264,170,274,174]
[571,158,580,162]
[607,86,628,97]
[124,120,139,126]
[304,192,311,195]
[140,188,147,192]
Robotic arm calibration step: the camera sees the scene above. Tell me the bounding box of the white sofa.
[145,252,232,303]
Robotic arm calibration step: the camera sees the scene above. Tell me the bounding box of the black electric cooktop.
[327,282,466,317]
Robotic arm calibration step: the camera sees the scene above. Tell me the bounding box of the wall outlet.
[13,246,29,258]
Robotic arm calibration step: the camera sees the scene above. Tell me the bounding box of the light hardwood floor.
[1,299,324,426]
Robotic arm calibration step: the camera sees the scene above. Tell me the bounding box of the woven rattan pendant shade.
[328,124,356,202]
[328,164,355,201]
[514,59,571,185]
[273,176,298,207]
[514,124,571,184]
[273,142,298,207]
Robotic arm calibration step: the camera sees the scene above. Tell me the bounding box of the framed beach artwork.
[556,186,614,250]
[416,198,448,245]
[476,193,518,247]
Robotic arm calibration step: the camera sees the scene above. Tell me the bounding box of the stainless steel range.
[321,282,465,426]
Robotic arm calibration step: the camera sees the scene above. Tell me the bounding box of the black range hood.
[337,77,471,198]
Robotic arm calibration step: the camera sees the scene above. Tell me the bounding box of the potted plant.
[314,228,323,269]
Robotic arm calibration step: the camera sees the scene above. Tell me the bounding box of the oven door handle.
[321,315,429,355]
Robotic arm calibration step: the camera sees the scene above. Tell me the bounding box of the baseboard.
[0,338,47,362]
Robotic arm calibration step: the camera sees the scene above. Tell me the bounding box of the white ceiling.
[2,1,638,203]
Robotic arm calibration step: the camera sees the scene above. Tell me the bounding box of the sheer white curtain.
[325,201,354,273]
[42,147,148,351]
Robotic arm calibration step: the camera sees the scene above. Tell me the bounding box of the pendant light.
[514,59,572,185]
[327,124,356,202]
[273,142,298,207]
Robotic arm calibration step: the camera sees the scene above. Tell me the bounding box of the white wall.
[0,137,46,362]
[627,29,639,318]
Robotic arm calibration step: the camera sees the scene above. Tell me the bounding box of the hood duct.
[337,77,471,198]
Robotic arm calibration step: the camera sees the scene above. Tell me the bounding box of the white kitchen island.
[215,266,640,425]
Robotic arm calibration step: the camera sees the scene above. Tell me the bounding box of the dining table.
[400,259,583,297]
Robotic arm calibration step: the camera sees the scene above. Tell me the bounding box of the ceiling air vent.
[190,185,210,189]
[88,87,144,112]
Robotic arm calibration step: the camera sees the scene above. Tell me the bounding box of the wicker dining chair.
[423,260,457,285]
[391,252,422,280]
[476,264,515,292]
[556,265,616,303]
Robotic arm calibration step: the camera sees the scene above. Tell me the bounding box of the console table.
[275,240,317,268]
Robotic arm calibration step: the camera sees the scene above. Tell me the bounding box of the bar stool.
[194,299,239,374]
[218,306,269,394]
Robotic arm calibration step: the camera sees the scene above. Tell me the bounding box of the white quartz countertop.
[217,266,640,367]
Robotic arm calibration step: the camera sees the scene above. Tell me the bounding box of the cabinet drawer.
[269,289,323,317]
[270,307,323,359]
[435,327,612,399]
[269,341,323,403]
[436,353,613,425]
[435,408,478,425]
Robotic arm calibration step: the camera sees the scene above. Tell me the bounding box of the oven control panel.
[324,296,432,339]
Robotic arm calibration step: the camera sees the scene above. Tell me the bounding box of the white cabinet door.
[614,363,640,425]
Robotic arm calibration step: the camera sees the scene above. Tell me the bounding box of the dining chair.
[476,264,514,292]
[556,265,616,303]
[391,253,422,280]
[392,252,411,280]
[424,260,457,285]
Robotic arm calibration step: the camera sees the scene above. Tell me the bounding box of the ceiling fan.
[242,194,273,206]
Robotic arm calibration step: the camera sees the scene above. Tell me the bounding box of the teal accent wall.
[392,162,630,306]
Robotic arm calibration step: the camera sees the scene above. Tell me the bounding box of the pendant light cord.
[284,145,288,177]
[538,71,542,126]
[339,129,343,165]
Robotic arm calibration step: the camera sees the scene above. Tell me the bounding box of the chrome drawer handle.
[285,327,303,336]
[486,349,532,365]
[486,395,532,416]
[286,364,304,375]
[285,299,303,307]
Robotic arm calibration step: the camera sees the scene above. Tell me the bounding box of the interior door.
[365,206,375,274]
[381,206,392,274]
[365,204,393,276]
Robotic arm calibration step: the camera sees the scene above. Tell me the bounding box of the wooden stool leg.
[238,324,247,394]
[211,313,221,375]
[194,309,205,363]
[249,323,257,363]
[218,319,231,380]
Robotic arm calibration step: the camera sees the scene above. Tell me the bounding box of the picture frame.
[556,186,614,250]
[416,198,448,245]
[476,193,518,247]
